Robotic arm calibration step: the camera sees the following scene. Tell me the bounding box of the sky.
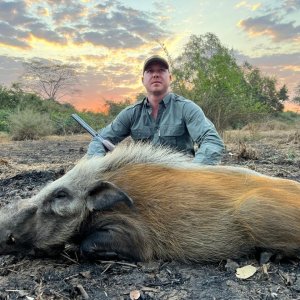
[0,0,299,112]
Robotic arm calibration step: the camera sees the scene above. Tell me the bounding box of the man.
[87,55,225,164]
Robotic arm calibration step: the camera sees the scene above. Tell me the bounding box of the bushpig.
[0,142,299,262]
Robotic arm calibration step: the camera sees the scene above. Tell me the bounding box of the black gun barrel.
[71,114,115,151]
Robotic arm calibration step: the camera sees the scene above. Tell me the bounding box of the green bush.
[0,109,11,132]
[9,109,55,140]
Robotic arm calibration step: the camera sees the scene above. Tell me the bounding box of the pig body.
[0,142,299,262]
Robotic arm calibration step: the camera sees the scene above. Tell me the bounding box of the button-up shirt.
[87,93,225,164]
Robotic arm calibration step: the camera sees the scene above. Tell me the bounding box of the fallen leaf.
[262,263,270,275]
[236,265,257,279]
[130,289,141,300]
[80,271,92,279]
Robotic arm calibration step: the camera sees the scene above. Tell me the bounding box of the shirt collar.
[144,93,172,108]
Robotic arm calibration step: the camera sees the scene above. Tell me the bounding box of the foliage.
[242,63,284,111]
[293,83,300,104]
[170,33,287,130]
[104,99,132,122]
[8,108,55,140]
[0,110,10,132]
[273,111,300,125]
[20,59,80,100]
[0,84,107,136]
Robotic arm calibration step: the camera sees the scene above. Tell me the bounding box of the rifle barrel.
[71,114,115,151]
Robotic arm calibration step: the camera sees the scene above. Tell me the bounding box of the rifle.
[71,114,115,151]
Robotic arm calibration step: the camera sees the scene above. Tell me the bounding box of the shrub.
[9,109,54,140]
[0,109,10,132]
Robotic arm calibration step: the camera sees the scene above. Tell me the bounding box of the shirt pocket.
[159,125,185,147]
[131,127,152,141]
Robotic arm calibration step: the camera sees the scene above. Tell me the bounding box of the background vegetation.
[0,33,299,140]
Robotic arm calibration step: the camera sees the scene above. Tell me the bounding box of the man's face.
[142,63,172,96]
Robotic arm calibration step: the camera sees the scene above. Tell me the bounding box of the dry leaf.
[130,289,141,300]
[236,265,257,279]
[262,263,269,275]
[80,271,92,279]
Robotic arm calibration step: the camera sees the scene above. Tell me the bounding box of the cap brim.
[143,58,169,72]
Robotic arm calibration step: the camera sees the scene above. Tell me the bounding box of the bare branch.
[20,59,80,101]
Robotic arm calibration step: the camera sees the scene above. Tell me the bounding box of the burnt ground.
[0,132,299,300]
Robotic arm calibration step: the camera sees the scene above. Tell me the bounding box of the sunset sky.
[0,0,299,112]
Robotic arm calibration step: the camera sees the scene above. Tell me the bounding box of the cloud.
[1,0,170,50]
[282,0,300,13]
[0,1,37,26]
[85,2,169,48]
[26,22,67,44]
[235,1,261,11]
[0,55,24,85]
[235,51,300,96]
[81,30,144,48]
[237,52,300,67]
[50,2,86,24]
[0,21,31,49]
[238,14,300,42]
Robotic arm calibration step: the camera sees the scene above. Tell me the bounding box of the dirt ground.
[0,131,299,300]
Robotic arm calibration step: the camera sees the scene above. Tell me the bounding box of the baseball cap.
[143,55,169,73]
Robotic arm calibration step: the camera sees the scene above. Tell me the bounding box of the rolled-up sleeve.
[183,101,225,165]
[87,108,132,157]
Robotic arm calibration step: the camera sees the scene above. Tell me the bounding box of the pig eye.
[6,233,15,245]
[55,190,68,199]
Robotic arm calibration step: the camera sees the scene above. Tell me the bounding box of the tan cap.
[143,55,169,73]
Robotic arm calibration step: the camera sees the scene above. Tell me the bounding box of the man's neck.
[147,91,169,108]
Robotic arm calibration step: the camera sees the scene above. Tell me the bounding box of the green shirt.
[87,93,225,164]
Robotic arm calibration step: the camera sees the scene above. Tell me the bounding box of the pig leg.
[80,224,148,261]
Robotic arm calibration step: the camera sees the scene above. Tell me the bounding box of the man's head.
[143,55,169,74]
[142,55,171,97]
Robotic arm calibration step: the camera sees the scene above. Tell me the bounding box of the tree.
[293,83,300,104]
[170,33,269,130]
[278,84,289,102]
[21,59,80,101]
[105,99,132,122]
[242,63,284,111]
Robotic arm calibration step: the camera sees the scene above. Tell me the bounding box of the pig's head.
[0,157,133,257]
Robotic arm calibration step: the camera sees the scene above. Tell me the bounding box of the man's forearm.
[193,139,225,165]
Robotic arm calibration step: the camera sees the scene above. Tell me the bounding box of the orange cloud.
[282,65,300,72]
[27,33,67,47]
[235,1,261,11]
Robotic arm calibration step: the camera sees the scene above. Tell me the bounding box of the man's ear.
[86,181,133,212]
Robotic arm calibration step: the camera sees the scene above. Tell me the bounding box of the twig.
[0,261,28,270]
[101,263,112,275]
[97,260,137,268]
[77,284,89,299]
[64,273,79,280]
[51,289,70,300]
[141,286,160,292]
[60,252,79,264]
[7,269,18,274]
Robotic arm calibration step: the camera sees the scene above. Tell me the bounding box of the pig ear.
[86,181,133,211]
